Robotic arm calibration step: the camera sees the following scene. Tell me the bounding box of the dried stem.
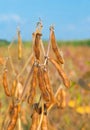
[37,99,44,130]
[40,39,45,56]
[20,64,34,103]
[18,116,22,130]
[8,35,17,76]
[17,53,33,80]
[47,84,63,112]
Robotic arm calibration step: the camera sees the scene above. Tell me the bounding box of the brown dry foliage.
[1,22,70,130]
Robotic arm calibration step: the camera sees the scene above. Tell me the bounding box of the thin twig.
[17,53,33,80]
[44,27,52,66]
[46,38,51,58]
[8,35,17,76]
[46,25,54,57]
[20,64,34,103]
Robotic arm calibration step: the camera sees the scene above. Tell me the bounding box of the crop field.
[0,33,90,130]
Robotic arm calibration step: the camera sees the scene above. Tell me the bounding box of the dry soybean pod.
[56,88,66,108]
[7,105,18,130]
[34,33,42,60]
[17,29,22,59]
[9,102,14,118]
[50,27,64,64]
[37,67,50,102]
[3,69,11,97]
[48,58,70,88]
[28,65,38,104]
[30,110,39,130]
[43,68,55,103]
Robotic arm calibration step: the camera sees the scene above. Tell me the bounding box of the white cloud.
[0,14,21,23]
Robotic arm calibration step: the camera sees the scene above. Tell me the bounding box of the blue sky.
[0,0,90,40]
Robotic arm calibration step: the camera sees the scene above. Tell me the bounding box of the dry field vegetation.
[0,21,90,130]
